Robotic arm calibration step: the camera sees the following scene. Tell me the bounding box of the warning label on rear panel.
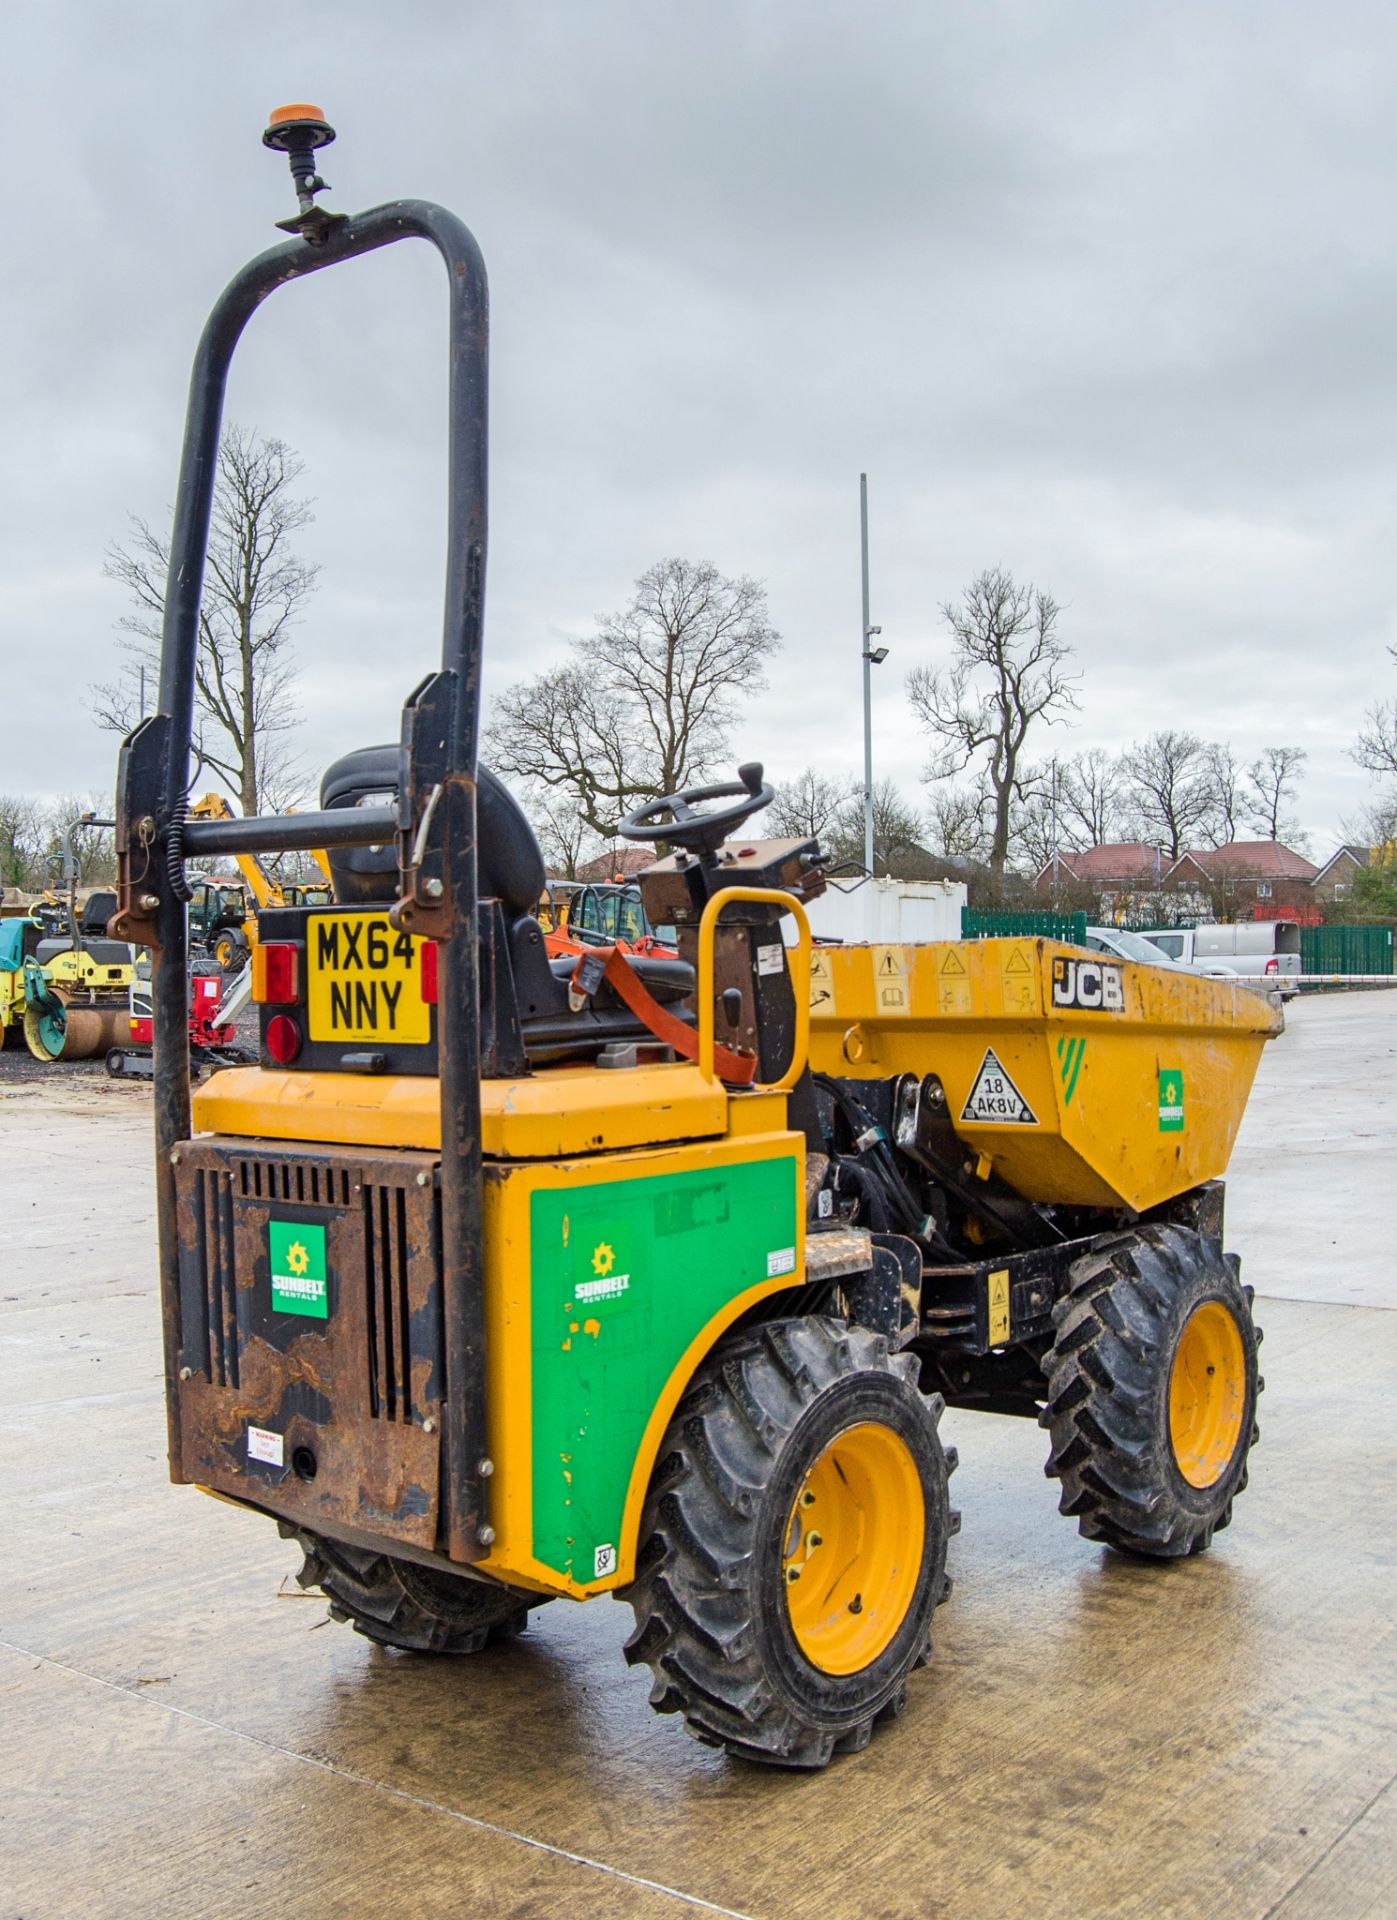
[960,1049,1038,1126]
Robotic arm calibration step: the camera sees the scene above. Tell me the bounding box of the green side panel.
[529,1155,799,1584]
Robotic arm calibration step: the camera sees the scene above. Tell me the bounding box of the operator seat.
[320,745,544,913]
[319,746,694,1064]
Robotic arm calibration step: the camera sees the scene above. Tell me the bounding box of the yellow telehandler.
[112,109,1275,1769]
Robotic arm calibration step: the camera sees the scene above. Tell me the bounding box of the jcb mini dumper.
[114,114,1277,1769]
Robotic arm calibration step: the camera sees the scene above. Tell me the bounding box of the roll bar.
[113,117,493,1560]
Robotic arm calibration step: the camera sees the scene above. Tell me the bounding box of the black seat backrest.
[319,746,546,914]
[81,890,118,937]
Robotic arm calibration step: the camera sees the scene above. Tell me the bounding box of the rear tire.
[1041,1224,1262,1558]
[622,1316,958,1769]
[288,1527,540,1653]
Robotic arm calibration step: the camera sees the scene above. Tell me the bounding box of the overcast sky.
[3,2,1394,853]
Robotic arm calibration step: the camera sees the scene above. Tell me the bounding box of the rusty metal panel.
[171,1140,444,1551]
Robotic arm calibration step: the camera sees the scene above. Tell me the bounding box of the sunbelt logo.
[269,1220,329,1318]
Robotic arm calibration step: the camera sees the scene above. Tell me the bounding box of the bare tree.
[1119,730,1216,858]
[1009,782,1062,873]
[1058,748,1123,846]
[832,779,926,877]
[769,767,858,846]
[524,785,596,881]
[43,794,117,890]
[1353,644,1397,781]
[907,568,1077,878]
[925,781,989,860]
[487,558,779,838]
[0,795,45,891]
[487,667,639,841]
[1200,741,1244,847]
[93,426,319,816]
[1008,761,1077,871]
[1246,746,1309,846]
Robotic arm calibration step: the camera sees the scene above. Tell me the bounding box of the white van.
[1138,922,1302,998]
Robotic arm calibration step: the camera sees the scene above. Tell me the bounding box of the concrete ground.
[2,993,1394,1920]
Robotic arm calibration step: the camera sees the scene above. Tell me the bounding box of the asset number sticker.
[961,1049,1038,1126]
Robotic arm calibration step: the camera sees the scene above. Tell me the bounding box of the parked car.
[1083,925,1286,1021]
[1083,926,1198,972]
[1136,922,1301,999]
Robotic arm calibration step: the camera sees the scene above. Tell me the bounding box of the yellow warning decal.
[936,946,971,1015]
[988,1268,1010,1345]
[872,945,909,1015]
[1001,943,1036,1013]
[809,949,833,1011]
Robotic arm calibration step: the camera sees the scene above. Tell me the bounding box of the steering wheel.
[617,762,775,856]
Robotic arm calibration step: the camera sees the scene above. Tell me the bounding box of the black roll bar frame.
[113,196,493,1561]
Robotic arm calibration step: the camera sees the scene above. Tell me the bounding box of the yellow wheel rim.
[783,1421,924,1676]
[1169,1301,1246,1488]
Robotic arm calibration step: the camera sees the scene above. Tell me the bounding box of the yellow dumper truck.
[112,110,1275,1770]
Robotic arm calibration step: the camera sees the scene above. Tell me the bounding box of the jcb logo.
[1051,958,1124,1013]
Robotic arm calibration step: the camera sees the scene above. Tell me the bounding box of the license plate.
[307,913,430,1045]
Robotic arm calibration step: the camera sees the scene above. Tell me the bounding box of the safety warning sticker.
[936,946,972,1015]
[808,949,834,1011]
[872,945,909,1014]
[961,1049,1038,1126]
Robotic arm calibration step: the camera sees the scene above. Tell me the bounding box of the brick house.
[573,846,653,884]
[1035,839,1318,923]
[1311,845,1370,907]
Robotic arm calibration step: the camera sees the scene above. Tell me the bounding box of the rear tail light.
[253,941,300,1004]
[1265,957,1279,975]
[131,1016,153,1045]
[420,939,439,1005]
[265,1013,303,1064]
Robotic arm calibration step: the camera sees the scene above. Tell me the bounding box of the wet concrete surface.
[2,993,1394,1919]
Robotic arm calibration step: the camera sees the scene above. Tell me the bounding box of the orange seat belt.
[569,946,758,1086]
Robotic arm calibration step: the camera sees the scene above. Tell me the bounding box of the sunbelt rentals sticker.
[269,1220,329,1318]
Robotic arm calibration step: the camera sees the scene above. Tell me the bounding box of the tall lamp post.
[860,473,889,875]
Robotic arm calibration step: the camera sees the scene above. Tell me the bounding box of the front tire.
[288,1527,541,1653]
[622,1317,958,1769]
[1042,1224,1262,1557]
[214,932,248,974]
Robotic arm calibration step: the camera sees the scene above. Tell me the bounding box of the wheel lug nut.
[806,1532,823,1549]
[801,1490,816,1507]
[786,1566,801,1584]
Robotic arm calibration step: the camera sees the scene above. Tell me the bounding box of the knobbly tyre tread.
[621,1316,959,1770]
[1041,1224,1263,1558]
[285,1526,539,1653]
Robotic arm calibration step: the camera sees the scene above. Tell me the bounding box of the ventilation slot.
[365,1184,413,1421]
[235,1157,351,1207]
[199,1168,239,1388]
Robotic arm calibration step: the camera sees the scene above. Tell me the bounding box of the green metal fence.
[1299,924,1395,976]
[961,908,1088,945]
